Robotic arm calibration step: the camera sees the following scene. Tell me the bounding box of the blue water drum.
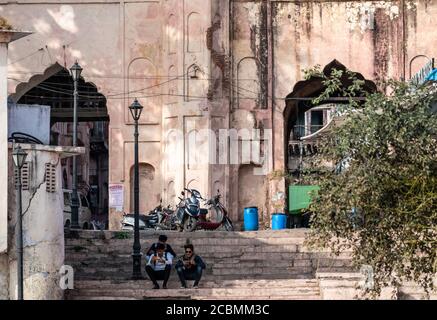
[272,213,287,230]
[243,207,259,231]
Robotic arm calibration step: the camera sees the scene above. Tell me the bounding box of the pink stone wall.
[4,1,437,227]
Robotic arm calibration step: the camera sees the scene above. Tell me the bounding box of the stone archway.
[283,59,377,214]
[283,59,377,172]
[9,63,110,223]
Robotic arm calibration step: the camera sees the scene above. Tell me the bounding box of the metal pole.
[71,76,80,229]
[298,140,303,184]
[132,117,142,279]
[17,166,23,300]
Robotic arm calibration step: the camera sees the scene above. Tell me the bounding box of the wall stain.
[373,8,390,85]
[206,16,230,100]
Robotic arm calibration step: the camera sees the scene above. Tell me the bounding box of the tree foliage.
[304,67,437,297]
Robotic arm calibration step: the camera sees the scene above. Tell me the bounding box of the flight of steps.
[64,229,353,300]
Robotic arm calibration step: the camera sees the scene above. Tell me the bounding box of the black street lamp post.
[70,61,83,229]
[12,145,28,300]
[129,98,143,279]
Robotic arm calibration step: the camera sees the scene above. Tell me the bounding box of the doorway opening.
[10,63,110,228]
[283,59,377,226]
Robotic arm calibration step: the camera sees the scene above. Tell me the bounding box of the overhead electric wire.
[9,69,261,101]
[9,68,355,104]
[7,69,263,81]
[8,48,45,66]
[18,92,256,101]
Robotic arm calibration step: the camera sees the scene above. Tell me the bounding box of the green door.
[289,185,320,215]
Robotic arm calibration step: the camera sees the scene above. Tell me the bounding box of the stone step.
[73,273,315,281]
[73,279,320,290]
[66,229,310,240]
[65,245,317,255]
[66,259,322,268]
[66,237,308,244]
[65,251,350,261]
[66,258,352,268]
[190,296,321,300]
[66,287,320,299]
[67,296,139,300]
[67,294,321,300]
[211,266,313,275]
[66,244,312,253]
[66,251,340,263]
[72,265,313,274]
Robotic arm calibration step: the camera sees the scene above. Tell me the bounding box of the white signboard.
[109,184,124,211]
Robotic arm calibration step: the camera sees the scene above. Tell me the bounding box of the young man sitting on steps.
[145,243,173,289]
[146,234,177,260]
[175,244,206,289]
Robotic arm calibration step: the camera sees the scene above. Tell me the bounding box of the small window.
[310,110,324,134]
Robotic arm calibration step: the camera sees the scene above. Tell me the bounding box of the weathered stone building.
[2,0,437,229]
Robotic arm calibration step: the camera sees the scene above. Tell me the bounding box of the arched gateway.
[9,63,110,226]
[283,60,377,224]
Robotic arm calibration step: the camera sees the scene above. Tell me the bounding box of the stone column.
[0,30,31,254]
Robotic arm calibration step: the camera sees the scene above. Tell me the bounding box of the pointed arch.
[10,63,108,123]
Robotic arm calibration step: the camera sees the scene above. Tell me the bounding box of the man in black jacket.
[175,244,206,289]
[146,234,177,260]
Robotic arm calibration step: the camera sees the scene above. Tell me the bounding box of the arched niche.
[237,163,265,222]
[166,180,176,207]
[129,163,158,213]
[127,57,158,122]
[167,14,178,55]
[187,179,201,192]
[187,12,202,53]
[186,129,199,170]
[164,128,181,172]
[237,57,260,109]
[168,65,178,104]
[186,64,205,101]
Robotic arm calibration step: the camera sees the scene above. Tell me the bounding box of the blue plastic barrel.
[272,213,287,230]
[244,207,259,231]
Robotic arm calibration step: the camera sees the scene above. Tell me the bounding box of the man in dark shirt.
[146,234,177,260]
[175,244,206,289]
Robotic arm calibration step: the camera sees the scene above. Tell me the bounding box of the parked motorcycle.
[154,203,178,230]
[121,200,177,231]
[121,211,157,230]
[175,189,202,232]
[200,190,234,231]
[175,188,234,232]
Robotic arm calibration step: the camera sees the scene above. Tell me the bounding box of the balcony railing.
[291,125,325,141]
[288,141,318,157]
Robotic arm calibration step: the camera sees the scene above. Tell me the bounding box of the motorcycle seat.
[200,208,208,215]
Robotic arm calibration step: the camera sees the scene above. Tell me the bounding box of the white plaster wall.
[5,144,82,300]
